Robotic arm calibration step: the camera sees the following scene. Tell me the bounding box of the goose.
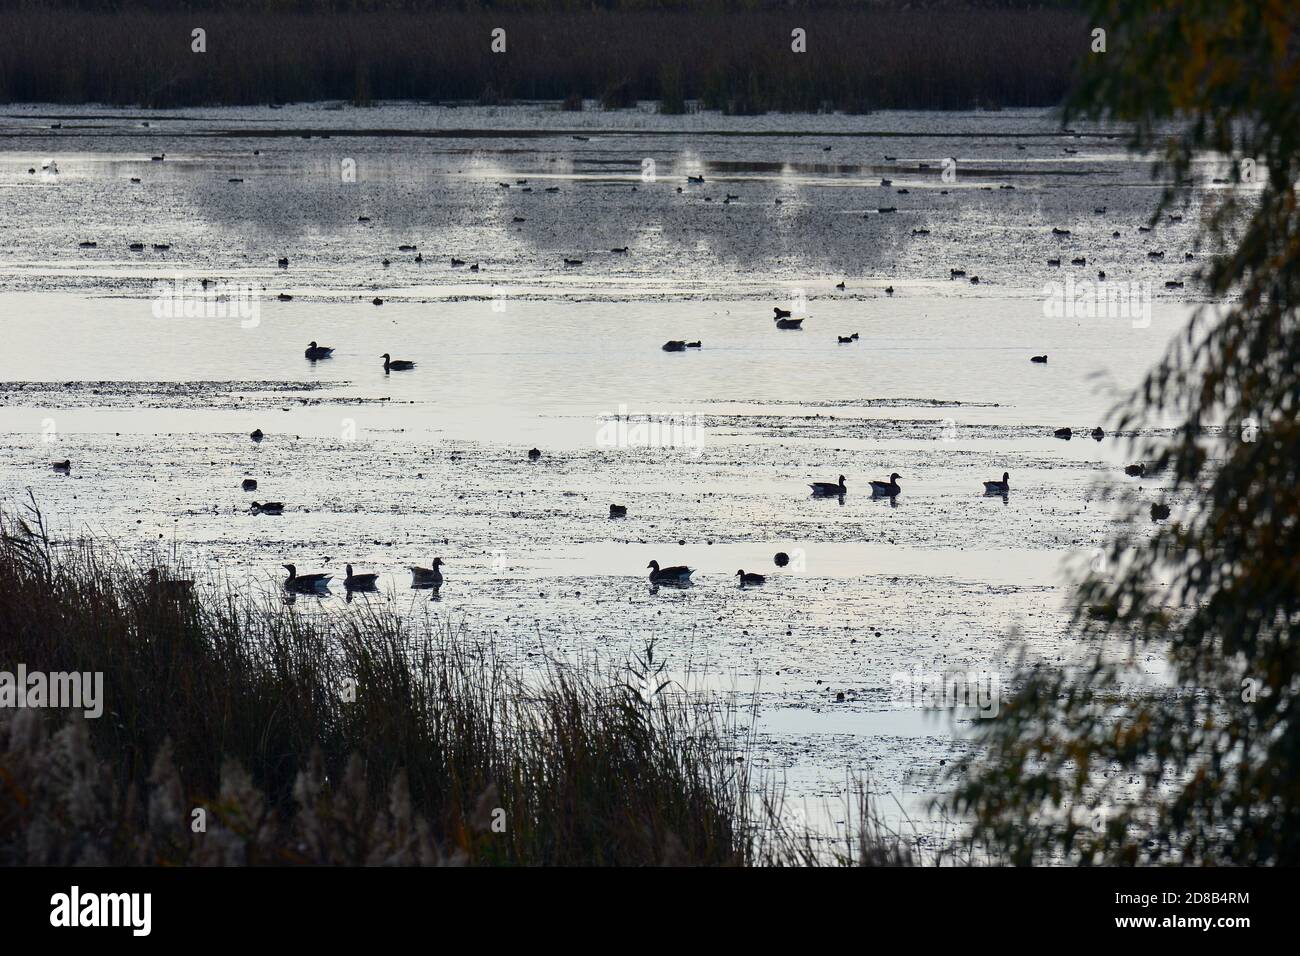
[884,155,897,161]
[410,558,445,586]
[611,246,628,253]
[1097,271,1107,280]
[736,569,766,586]
[851,333,859,340]
[283,564,331,590]
[250,428,264,441]
[372,297,384,305]
[1125,464,1146,477]
[775,316,804,329]
[1030,355,1048,363]
[773,307,792,318]
[982,472,1010,494]
[969,276,980,284]
[469,263,479,271]
[810,475,847,496]
[838,335,854,344]
[685,340,701,348]
[277,293,293,301]
[950,269,966,278]
[1138,226,1152,233]
[513,217,527,223]
[251,501,284,515]
[152,243,170,251]
[146,568,194,597]
[528,448,541,460]
[1071,257,1086,266]
[382,259,391,267]
[885,285,895,295]
[52,460,71,473]
[912,228,930,236]
[1054,427,1073,440]
[563,258,583,266]
[241,478,257,491]
[1111,231,1120,238]
[358,216,371,222]
[880,178,892,186]
[869,473,902,497]
[128,242,144,251]
[662,340,687,352]
[398,244,417,252]
[609,504,627,518]
[304,341,334,360]
[151,152,165,162]
[451,257,465,267]
[836,280,846,290]
[79,241,97,248]
[1165,280,1184,289]
[877,206,897,213]
[647,560,693,584]
[344,564,379,590]
[1047,258,1061,266]
[687,175,705,184]
[1147,250,1165,259]
[1090,427,1105,440]
[382,353,415,372]
[1051,228,1070,236]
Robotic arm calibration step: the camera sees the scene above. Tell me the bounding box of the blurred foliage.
[946,0,1300,864]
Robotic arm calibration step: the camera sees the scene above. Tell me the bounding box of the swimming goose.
[838,335,854,344]
[687,175,705,184]
[982,472,1010,494]
[775,316,804,329]
[151,152,165,162]
[836,280,846,290]
[451,257,465,267]
[773,307,792,318]
[647,560,693,583]
[563,258,583,266]
[128,242,144,251]
[810,475,847,496]
[736,569,766,586]
[1051,228,1070,236]
[686,340,701,348]
[304,341,334,360]
[1125,464,1146,477]
[241,478,257,491]
[869,473,902,497]
[398,244,417,252]
[1030,355,1048,363]
[662,340,687,351]
[382,353,415,372]
[344,564,379,590]
[528,448,541,460]
[251,501,284,515]
[372,297,384,305]
[1090,427,1104,440]
[1053,427,1072,440]
[411,558,445,586]
[611,246,628,253]
[609,504,627,518]
[1047,258,1061,266]
[250,428,264,441]
[277,293,293,301]
[52,459,71,473]
[283,564,331,590]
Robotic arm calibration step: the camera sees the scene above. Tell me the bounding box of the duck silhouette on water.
[382,353,415,372]
[870,473,902,497]
[810,475,847,496]
[283,564,331,591]
[411,557,445,588]
[304,341,334,360]
[648,560,693,585]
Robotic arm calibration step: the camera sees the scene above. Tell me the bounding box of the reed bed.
[0,499,913,865]
[0,3,1083,110]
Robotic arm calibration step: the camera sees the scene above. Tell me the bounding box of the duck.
[382,353,415,372]
[610,246,629,253]
[451,257,466,267]
[563,258,583,266]
[251,501,284,515]
[1053,427,1073,440]
[52,459,71,473]
[278,257,289,268]
[344,564,379,590]
[686,175,705,184]
[773,307,792,318]
[250,428,264,442]
[982,471,1010,494]
[1030,355,1048,363]
[736,570,766,586]
[774,552,790,567]
[775,316,804,329]
[1071,257,1086,266]
[277,293,293,301]
[1047,258,1061,266]
[1150,503,1171,521]
[528,448,541,460]
[869,473,902,497]
[1125,463,1146,477]
[662,340,687,352]
[835,280,846,290]
[241,478,257,491]
[1051,227,1070,236]
[609,504,628,518]
[410,558,445,586]
[838,335,854,344]
[1090,427,1105,440]
[809,475,847,496]
[398,244,417,252]
[283,564,331,590]
[304,341,334,360]
[885,286,895,295]
[647,560,693,584]
[151,152,165,162]
[372,297,384,305]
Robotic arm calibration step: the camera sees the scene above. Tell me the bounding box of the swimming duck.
[982,472,1010,494]
[382,353,415,371]
[411,558,445,586]
[1031,355,1048,363]
[528,448,541,460]
[344,564,379,590]
[775,316,804,329]
[869,473,902,497]
[838,335,854,344]
[1090,427,1104,440]
[663,340,687,352]
[647,560,693,584]
[1053,427,1072,440]
[304,341,334,360]
[1047,258,1061,266]
[251,501,284,515]
[241,478,257,491]
[52,460,71,473]
[151,152,165,162]
[250,428,264,441]
[609,504,627,518]
[1125,464,1146,477]
[1150,503,1171,521]
[687,175,705,184]
[563,258,583,266]
[810,475,847,496]
[372,297,384,305]
[278,257,289,268]
[611,246,629,253]
[277,293,293,301]
[736,570,766,586]
[773,307,792,318]
[836,280,846,290]
[283,564,331,590]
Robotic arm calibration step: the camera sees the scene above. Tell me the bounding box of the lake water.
[0,101,1218,845]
